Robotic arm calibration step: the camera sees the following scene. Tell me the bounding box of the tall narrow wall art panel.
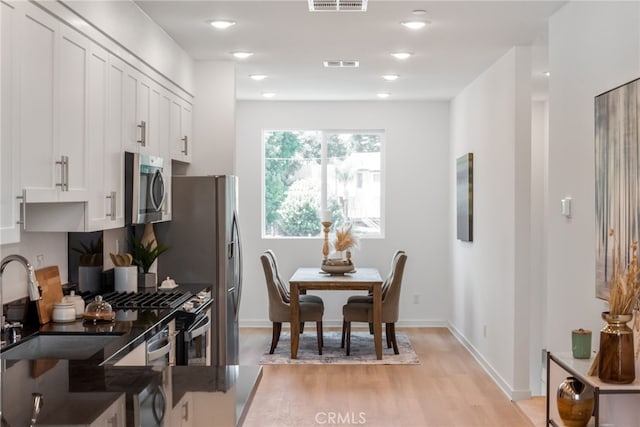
[456,153,473,242]
[595,77,640,299]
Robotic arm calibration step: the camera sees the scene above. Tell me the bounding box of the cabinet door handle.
[182,401,189,421]
[64,156,69,191]
[181,136,188,155]
[16,189,26,230]
[55,155,69,191]
[106,191,116,220]
[137,121,146,146]
[107,414,118,426]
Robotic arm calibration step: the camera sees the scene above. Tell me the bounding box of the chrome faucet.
[0,255,41,302]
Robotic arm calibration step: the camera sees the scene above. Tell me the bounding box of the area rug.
[259,331,420,365]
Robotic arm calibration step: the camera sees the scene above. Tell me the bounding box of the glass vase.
[598,312,635,384]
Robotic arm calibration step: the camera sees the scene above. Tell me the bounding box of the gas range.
[100,289,211,314]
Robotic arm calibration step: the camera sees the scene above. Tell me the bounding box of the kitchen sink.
[1,334,122,360]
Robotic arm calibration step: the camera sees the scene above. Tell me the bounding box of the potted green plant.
[131,237,169,290]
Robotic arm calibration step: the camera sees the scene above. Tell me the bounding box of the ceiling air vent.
[323,60,360,68]
[308,0,368,12]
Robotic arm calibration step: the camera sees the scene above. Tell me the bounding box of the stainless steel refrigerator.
[156,175,242,366]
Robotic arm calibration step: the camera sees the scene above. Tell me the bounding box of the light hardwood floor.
[240,327,542,427]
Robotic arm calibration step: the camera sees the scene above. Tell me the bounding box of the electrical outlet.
[36,254,44,267]
[412,294,420,304]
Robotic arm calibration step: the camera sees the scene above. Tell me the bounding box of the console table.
[546,351,640,426]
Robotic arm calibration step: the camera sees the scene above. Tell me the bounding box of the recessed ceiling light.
[209,20,236,29]
[250,74,268,81]
[262,92,276,98]
[232,51,254,59]
[391,52,412,60]
[412,9,427,15]
[401,21,427,30]
[382,74,399,81]
[377,93,390,99]
[544,71,551,77]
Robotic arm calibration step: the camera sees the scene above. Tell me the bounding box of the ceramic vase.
[556,376,594,427]
[598,311,635,384]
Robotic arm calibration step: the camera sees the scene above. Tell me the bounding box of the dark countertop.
[0,287,262,427]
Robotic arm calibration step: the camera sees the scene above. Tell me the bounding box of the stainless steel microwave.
[125,152,167,224]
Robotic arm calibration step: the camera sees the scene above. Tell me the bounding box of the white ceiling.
[135,0,565,101]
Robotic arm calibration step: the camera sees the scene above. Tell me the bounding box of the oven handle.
[185,316,211,341]
[147,340,171,362]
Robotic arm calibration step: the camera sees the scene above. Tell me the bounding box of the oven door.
[183,310,211,366]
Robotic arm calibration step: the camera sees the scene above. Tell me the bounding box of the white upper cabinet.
[1,0,22,244]
[170,97,193,163]
[57,25,90,202]
[19,6,88,203]
[1,1,193,234]
[86,46,124,231]
[122,67,165,158]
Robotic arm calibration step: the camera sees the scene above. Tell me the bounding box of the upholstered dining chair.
[344,250,406,334]
[261,251,325,354]
[341,252,407,355]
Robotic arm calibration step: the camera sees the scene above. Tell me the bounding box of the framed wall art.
[456,152,473,242]
[595,77,640,299]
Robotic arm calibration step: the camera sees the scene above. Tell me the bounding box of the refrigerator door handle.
[232,211,242,318]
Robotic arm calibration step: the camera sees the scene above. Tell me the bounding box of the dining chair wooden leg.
[316,321,323,355]
[385,323,392,348]
[270,322,282,354]
[345,322,352,356]
[368,322,374,335]
[389,323,399,355]
[341,320,347,348]
[300,322,305,333]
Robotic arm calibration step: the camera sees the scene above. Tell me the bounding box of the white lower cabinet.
[38,392,126,427]
[89,393,126,427]
[171,392,194,427]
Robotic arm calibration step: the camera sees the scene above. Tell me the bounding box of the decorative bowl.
[321,259,355,275]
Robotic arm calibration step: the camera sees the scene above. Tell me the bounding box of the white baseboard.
[447,322,531,401]
[239,319,448,328]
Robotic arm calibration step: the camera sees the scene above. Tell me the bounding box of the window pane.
[326,132,381,236]
[264,131,322,236]
[263,130,382,238]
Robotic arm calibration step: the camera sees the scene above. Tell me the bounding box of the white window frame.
[261,129,385,239]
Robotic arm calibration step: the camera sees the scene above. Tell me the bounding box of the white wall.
[546,1,640,422]
[0,233,68,302]
[449,47,533,400]
[530,100,548,395]
[235,101,450,326]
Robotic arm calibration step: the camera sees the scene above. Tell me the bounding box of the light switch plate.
[561,197,572,217]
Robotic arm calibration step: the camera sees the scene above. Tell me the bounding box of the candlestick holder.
[322,221,332,261]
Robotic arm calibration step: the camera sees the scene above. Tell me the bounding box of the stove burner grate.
[101,290,192,310]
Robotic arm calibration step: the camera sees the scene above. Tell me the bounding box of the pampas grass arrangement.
[608,229,640,315]
[333,223,359,252]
